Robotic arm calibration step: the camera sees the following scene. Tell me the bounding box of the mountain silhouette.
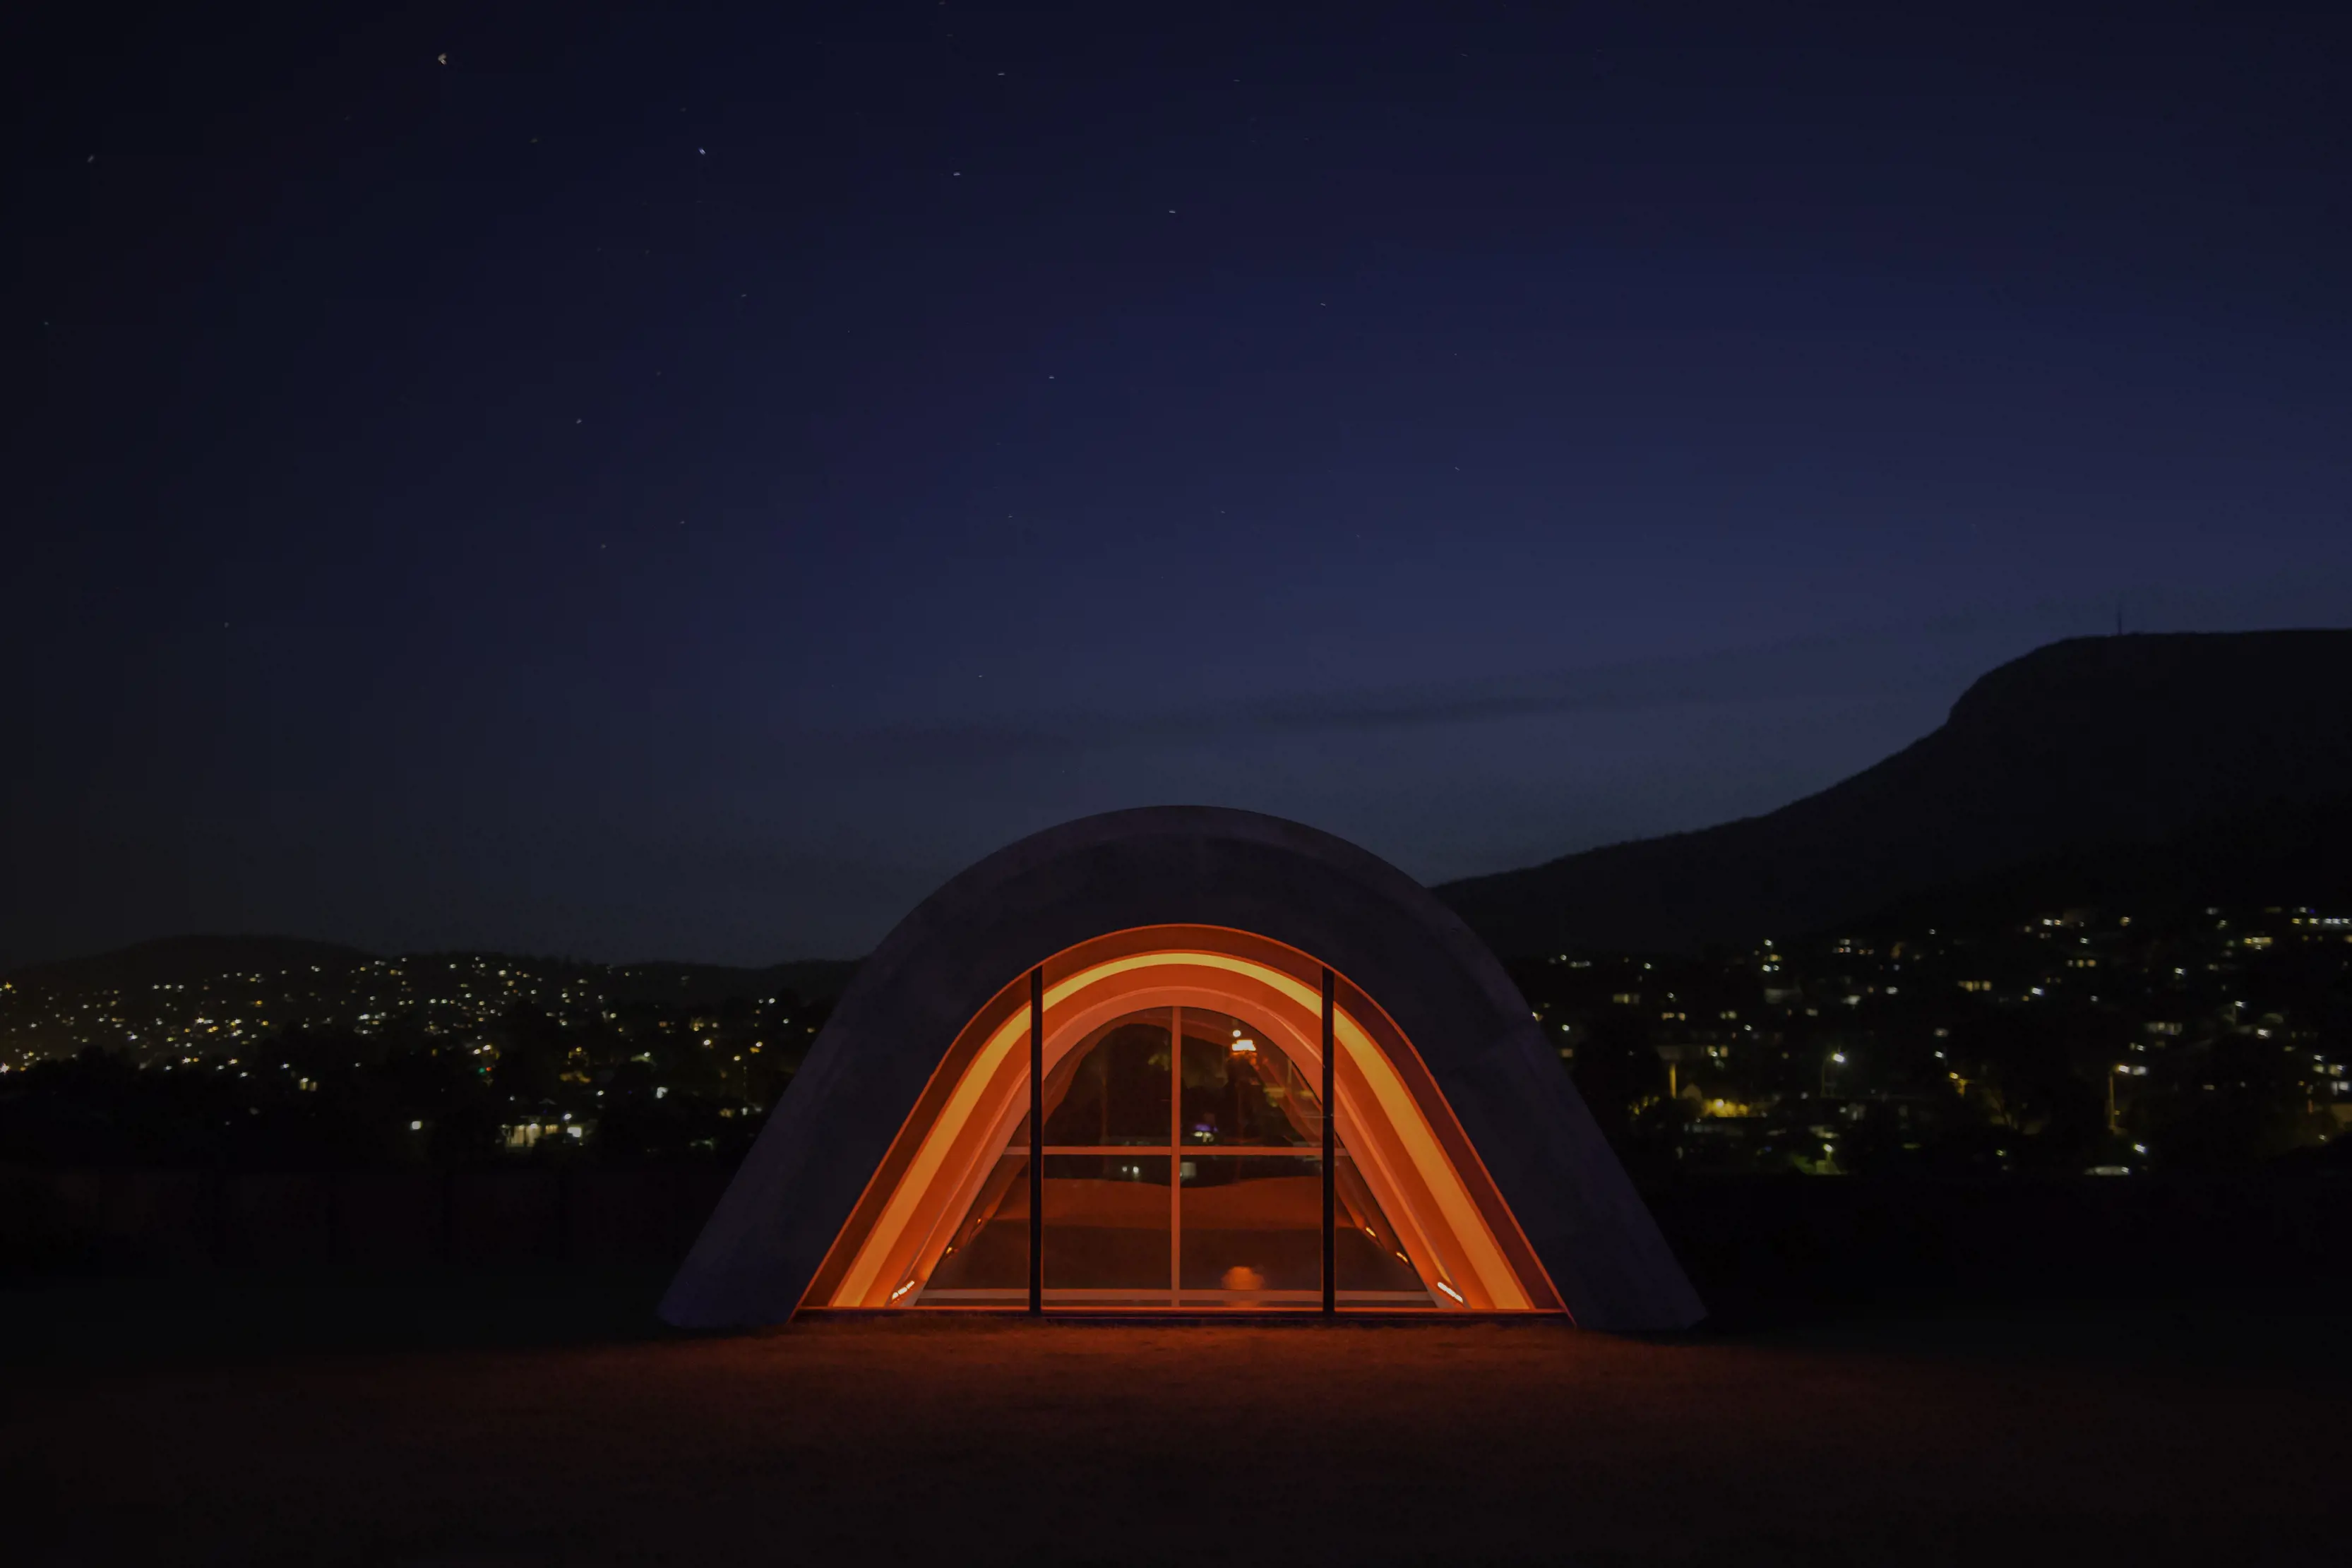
[2,935,859,1007]
[4,935,378,993]
[1435,630,2352,956]
[1856,786,2352,934]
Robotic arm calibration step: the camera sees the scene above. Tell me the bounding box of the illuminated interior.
[806,926,1562,1313]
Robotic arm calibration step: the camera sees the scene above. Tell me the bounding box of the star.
[437,53,448,66]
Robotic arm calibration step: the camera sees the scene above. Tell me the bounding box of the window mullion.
[1169,1005,1182,1306]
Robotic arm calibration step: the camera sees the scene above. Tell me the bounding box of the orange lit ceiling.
[806,924,1562,1313]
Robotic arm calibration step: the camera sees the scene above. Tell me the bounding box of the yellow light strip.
[837,959,1191,1304]
[1330,1007,1527,1308]
[832,1005,1031,1306]
[831,948,1529,1310]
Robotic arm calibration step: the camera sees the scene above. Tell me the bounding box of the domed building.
[662,808,1702,1329]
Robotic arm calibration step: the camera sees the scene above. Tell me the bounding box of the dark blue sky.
[8,2,2348,966]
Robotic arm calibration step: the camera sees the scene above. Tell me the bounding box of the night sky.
[8,3,2349,968]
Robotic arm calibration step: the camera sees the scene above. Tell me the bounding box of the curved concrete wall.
[659,806,1704,1331]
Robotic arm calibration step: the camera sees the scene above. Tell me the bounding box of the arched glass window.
[920,1005,1430,1307]
[811,928,1558,1314]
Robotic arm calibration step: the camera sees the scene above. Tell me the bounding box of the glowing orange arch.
[808,925,1560,1312]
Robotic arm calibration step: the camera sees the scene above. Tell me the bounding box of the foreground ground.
[4,1273,2347,1566]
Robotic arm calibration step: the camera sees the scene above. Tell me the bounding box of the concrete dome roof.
[661,806,1702,1331]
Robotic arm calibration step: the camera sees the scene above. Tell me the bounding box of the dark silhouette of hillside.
[1856,788,2352,934]
[598,959,860,1007]
[1437,631,2352,957]
[3,936,859,1011]
[5,935,378,995]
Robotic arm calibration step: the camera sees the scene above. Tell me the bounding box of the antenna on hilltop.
[2114,597,2124,637]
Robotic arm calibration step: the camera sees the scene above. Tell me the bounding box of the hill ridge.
[1435,630,2352,956]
